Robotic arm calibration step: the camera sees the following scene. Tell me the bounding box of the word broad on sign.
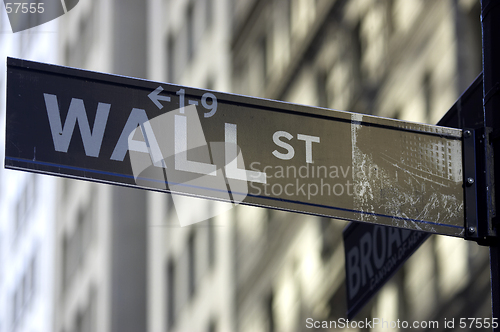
[343,222,430,319]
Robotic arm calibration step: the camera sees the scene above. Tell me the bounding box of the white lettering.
[225,123,266,183]
[387,227,402,257]
[297,134,320,163]
[44,94,110,157]
[174,114,216,175]
[347,247,361,299]
[272,131,294,160]
[360,232,374,287]
[372,226,386,269]
[110,108,164,167]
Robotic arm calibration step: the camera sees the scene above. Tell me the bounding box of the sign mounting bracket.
[463,126,497,245]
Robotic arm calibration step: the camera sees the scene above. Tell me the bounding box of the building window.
[423,72,432,122]
[266,292,275,332]
[14,174,37,238]
[316,70,329,108]
[75,287,95,332]
[207,318,217,332]
[75,311,84,332]
[166,193,176,220]
[22,273,29,311]
[66,3,95,68]
[11,251,38,329]
[79,5,94,65]
[266,209,277,239]
[260,34,268,83]
[14,194,25,236]
[234,59,249,94]
[63,218,83,288]
[467,1,482,75]
[80,194,94,253]
[320,218,335,259]
[393,109,402,120]
[187,3,195,61]
[208,218,215,268]
[353,21,364,82]
[386,0,396,36]
[188,232,196,298]
[206,76,215,91]
[63,227,81,290]
[62,236,69,290]
[286,0,292,43]
[166,259,176,330]
[63,195,95,291]
[166,35,176,82]
[12,291,18,327]
[65,43,72,67]
[29,254,37,303]
[205,0,213,30]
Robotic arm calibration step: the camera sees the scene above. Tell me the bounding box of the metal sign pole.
[491,247,500,330]
[481,0,500,329]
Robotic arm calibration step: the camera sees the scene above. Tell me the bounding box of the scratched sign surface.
[5,58,464,235]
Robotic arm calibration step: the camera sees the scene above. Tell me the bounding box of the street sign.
[343,73,484,319]
[5,57,465,235]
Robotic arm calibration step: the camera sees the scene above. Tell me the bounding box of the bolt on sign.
[5,58,464,233]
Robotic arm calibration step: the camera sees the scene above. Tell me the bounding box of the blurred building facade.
[0,9,59,332]
[56,2,149,332]
[56,0,234,332]
[230,1,490,332]
[50,1,491,332]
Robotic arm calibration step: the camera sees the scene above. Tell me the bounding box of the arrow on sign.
[148,86,171,109]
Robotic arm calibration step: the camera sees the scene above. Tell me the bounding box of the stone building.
[52,1,492,332]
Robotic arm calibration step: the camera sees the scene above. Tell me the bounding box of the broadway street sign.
[344,222,429,319]
[5,58,465,234]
